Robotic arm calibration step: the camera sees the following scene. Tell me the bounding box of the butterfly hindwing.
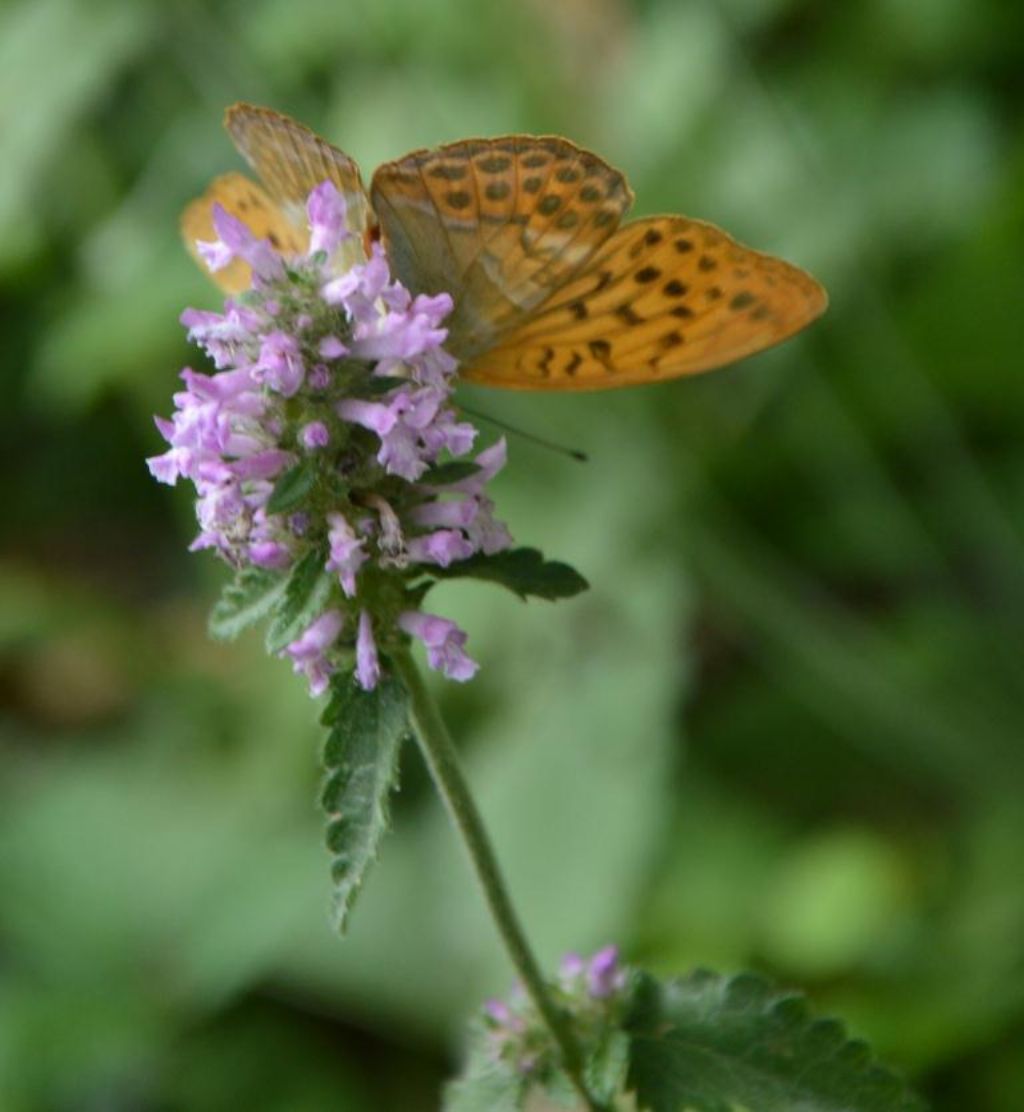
[181,172,309,294]
[459,216,828,390]
[370,136,633,362]
[224,103,372,251]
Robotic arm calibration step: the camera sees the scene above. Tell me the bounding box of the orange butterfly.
[182,103,826,392]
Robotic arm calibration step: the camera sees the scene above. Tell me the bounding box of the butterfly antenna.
[457,404,588,463]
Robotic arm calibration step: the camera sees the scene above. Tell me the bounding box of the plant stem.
[393,648,605,1112]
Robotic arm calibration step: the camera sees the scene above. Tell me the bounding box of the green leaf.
[626,970,927,1112]
[265,548,333,653]
[431,547,589,601]
[321,670,409,933]
[208,567,288,642]
[421,460,481,485]
[266,460,317,516]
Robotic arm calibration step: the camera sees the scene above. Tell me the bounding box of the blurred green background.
[2,0,1023,1108]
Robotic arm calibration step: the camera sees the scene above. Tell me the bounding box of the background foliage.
[2,0,1023,1108]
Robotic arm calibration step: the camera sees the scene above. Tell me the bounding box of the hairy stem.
[393,648,604,1111]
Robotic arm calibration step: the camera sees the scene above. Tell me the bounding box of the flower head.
[149,181,513,695]
[481,945,631,1079]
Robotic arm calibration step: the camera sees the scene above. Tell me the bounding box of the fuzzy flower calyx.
[149,180,514,694]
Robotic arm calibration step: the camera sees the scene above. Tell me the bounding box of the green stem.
[393,648,604,1112]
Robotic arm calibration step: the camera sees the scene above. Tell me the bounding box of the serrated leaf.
[320,671,409,933]
[208,567,287,641]
[431,547,589,602]
[265,547,333,653]
[626,971,926,1112]
[266,460,317,515]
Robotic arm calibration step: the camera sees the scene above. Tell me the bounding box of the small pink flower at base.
[586,945,627,999]
[482,945,630,1077]
[355,610,381,691]
[282,609,344,697]
[559,952,586,980]
[398,611,478,681]
[326,513,367,597]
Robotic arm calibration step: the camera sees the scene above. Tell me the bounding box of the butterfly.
[182,103,826,392]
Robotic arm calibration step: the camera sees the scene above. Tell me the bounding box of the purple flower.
[318,335,347,359]
[406,529,474,567]
[338,387,456,481]
[326,513,367,597]
[180,304,261,369]
[307,364,332,391]
[254,331,305,396]
[466,497,514,555]
[410,500,478,530]
[355,610,381,691]
[249,540,293,569]
[350,291,453,364]
[299,420,330,450]
[336,396,401,438]
[398,611,478,681]
[306,180,350,258]
[321,242,391,318]
[484,999,514,1026]
[282,610,344,696]
[198,204,282,283]
[586,945,627,999]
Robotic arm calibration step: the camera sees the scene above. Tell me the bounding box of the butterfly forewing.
[181,172,309,294]
[459,216,827,390]
[370,136,633,362]
[224,103,372,259]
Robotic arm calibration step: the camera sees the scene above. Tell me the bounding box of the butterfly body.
[182,104,826,390]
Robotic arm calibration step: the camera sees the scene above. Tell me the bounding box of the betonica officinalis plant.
[149,103,925,1111]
